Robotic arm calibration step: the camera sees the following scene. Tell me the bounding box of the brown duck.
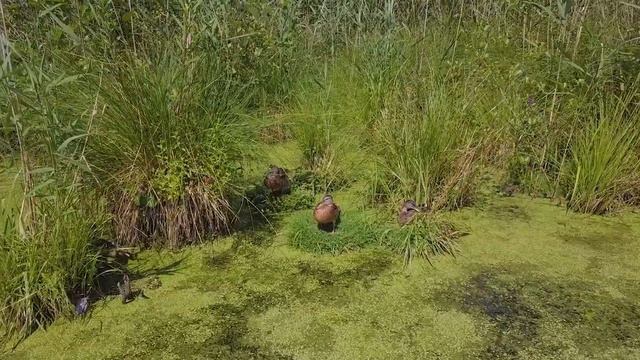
[314,195,340,232]
[264,166,291,197]
[398,200,420,225]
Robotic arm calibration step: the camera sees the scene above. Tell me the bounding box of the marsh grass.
[1,0,640,345]
[0,184,106,342]
[565,93,640,214]
[370,74,482,210]
[0,38,111,341]
[290,61,369,190]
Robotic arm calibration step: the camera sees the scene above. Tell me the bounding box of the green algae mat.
[4,196,640,359]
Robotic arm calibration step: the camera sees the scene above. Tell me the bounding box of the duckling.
[117,273,132,304]
[264,166,291,197]
[398,200,421,225]
[314,194,341,232]
[75,296,89,316]
[500,184,519,197]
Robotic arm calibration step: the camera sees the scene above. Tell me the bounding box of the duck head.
[402,200,419,212]
[398,199,421,225]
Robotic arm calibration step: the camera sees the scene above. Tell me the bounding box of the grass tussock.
[287,205,460,266]
[87,52,253,248]
[382,215,461,266]
[288,210,381,254]
[565,94,640,214]
[290,62,369,191]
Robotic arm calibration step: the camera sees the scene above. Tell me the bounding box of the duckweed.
[4,197,640,359]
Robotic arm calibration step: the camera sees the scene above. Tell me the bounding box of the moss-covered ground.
[3,190,640,359]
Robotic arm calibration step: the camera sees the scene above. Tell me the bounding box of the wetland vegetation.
[1,1,639,358]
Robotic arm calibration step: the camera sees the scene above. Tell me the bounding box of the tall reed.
[371,71,481,210]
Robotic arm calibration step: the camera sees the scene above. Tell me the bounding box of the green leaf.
[523,1,561,24]
[620,1,640,10]
[29,167,55,175]
[49,14,81,44]
[557,0,573,20]
[57,133,88,153]
[38,4,64,18]
[27,179,55,197]
[562,58,587,74]
[46,74,81,93]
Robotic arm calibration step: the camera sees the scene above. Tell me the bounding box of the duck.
[264,166,291,197]
[313,194,341,232]
[398,199,421,225]
[75,296,89,316]
[500,184,518,197]
[117,273,133,304]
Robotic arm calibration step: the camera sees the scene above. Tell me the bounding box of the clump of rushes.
[383,216,461,266]
[565,92,640,214]
[87,52,253,248]
[371,76,482,211]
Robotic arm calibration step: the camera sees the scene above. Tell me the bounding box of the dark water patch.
[519,277,640,349]
[197,249,393,304]
[111,289,295,359]
[435,267,640,358]
[203,235,268,271]
[296,253,393,290]
[289,253,393,306]
[198,303,294,359]
[486,203,531,222]
[170,251,392,357]
[203,304,248,352]
[242,289,288,313]
[339,254,393,287]
[298,320,336,353]
[297,261,336,286]
[555,223,632,251]
[196,296,296,359]
[235,228,279,247]
[459,270,540,359]
[205,249,235,269]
